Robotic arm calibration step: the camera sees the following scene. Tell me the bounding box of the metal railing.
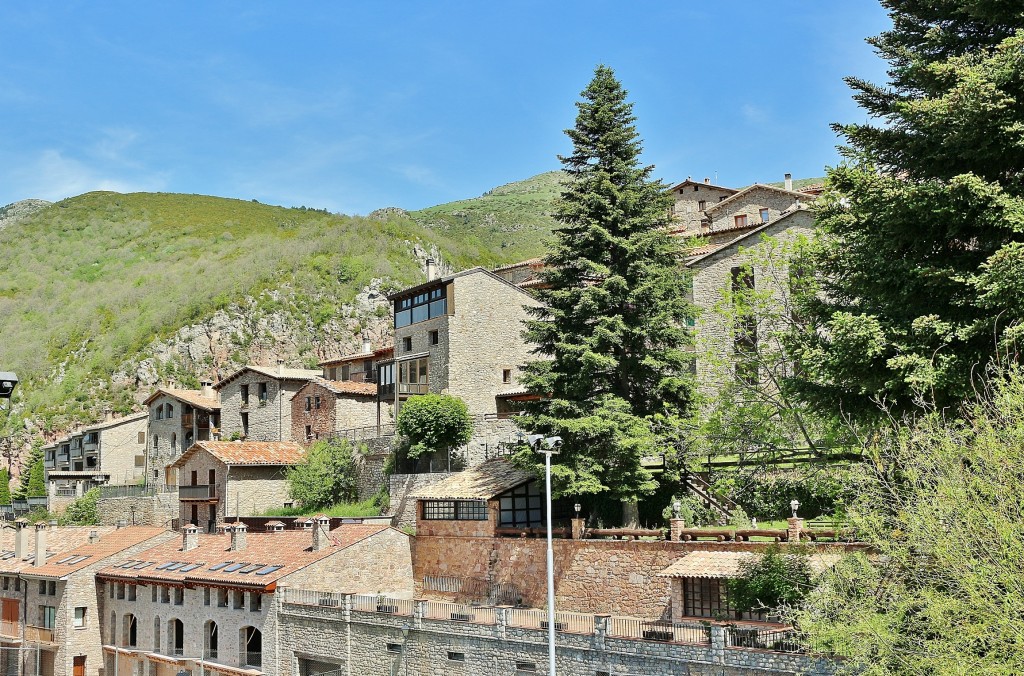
[179,485,217,500]
[422,601,496,625]
[278,588,346,607]
[505,609,594,635]
[239,651,262,668]
[350,595,414,616]
[55,486,77,497]
[607,618,711,645]
[330,423,397,442]
[96,484,177,499]
[726,626,804,653]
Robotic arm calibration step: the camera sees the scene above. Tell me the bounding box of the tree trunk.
[621,499,640,528]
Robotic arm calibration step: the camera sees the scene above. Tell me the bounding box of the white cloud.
[1,149,169,204]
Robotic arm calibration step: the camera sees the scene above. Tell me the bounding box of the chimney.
[704,177,710,184]
[312,515,331,552]
[103,407,113,423]
[200,380,215,399]
[425,258,437,282]
[277,358,285,376]
[265,521,284,533]
[362,335,372,354]
[784,173,793,191]
[88,530,100,545]
[229,522,247,552]
[14,520,30,560]
[34,522,47,567]
[295,518,313,531]
[182,524,200,552]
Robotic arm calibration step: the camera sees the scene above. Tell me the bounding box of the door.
[72,656,85,676]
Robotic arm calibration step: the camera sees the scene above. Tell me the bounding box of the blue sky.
[0,2,891,215]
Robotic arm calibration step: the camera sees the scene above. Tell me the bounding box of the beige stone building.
[215,366,319,442]
[144,384,221,485]
[379,267,542,422]
[45,412,150,513]
[168,441,305,532]
[97,520,412,676]
[0,522,173,676]
[288,378,377,444]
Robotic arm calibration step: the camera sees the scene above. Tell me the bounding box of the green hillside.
[410,171,563,254]
[0,190,548,439]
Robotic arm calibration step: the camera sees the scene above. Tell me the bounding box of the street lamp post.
[527,434,563,676]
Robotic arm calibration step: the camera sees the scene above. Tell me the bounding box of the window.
[249,593,262,612]
[398,357,429,395]
[43,581,56,596]
[166,405,174,419]
[151,586,157,603]
[138,431,146,444]
[422,500,488,521]
[341,364,351,381]
[258,382,268,404]
[156,405,164,421]
[14,579,19,592]
[173,588,183,605]
[134,455,145,468]
[516,662,537,673]
[127,584,137,601]
[218,589,229,607]
[1,577,7,591]
[305,397,312,412]
[402,336,412,352]
[394,286,448,328]
[73,607,86,628]
[734,214,748,228]
[160,587,170,604]
[314,395,321,409]
[499,481,543,528]
[38,581,46,595]
[759,208,770,223]
[386,643,402,654]
[693,185,699,192]
[305,425,313,441]
[40,606,56,629]
[241,412,249,437]
[697,199,706,211]
[428,330,439,346]
[719,195,728,201]
[234,590,244,609]
[447,652,465,662]
[240,384,249,405]
[152,435,159,451]
[502,369,512,384]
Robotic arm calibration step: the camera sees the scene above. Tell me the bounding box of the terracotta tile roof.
[170,441,306,468]
[667,178,739,193]
[83,411,148,432]
[411,459,535,501]
[496,387,531,398]
[144,388,220,411]
[24,527,170,579]
[213,365,320,390]
[319,351,375,367]
[657,550,843,578]
[491,257,544,273]
[0,525,120,573]
[95,525,391,589]
[296,377,377,397]
[704,183,815,216]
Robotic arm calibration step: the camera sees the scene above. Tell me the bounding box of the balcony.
[398,383,429,395]
[25,625,55,645]
[239,652,262,668]
[0,620,21,640]
[179,485,217,501]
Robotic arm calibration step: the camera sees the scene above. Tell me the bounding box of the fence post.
[496,607,508,640]
[414,599,426,630]
[594,615,610,651]
[343,593,352,623]
[711,624,726,664]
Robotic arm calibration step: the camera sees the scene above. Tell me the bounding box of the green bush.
[396,394,473,462]
[727,545,812,614]
[287,438,359,510]
[60,488,100,525]
[721,466,869,521]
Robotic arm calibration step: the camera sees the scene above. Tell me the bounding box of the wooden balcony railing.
[25,625,55,644]
[0,620,21,639]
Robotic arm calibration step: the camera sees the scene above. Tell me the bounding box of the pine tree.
[791,3,1024,415]
[13,442,45,500]
[0,469,11,505]
[517,65,696,519]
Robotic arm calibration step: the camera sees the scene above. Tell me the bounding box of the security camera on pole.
[527,433,562,676]
[0,373,17,401]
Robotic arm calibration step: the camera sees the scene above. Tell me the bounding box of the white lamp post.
[527,434,563,676]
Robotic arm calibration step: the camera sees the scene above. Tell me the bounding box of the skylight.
[237,564,262,574]
[133,562,154,570]
[164,562,186,571]
[179,563,202,572]
[155,562,178,570]
[68,556,89,565]
[254,565,283,576]
[222,563,245,573]
[56,555,77,564]
[208,562,232,571]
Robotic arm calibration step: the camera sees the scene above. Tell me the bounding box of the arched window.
[167,405,174,419]
[122,613,137,647]
[167,619,183,657]
[204,620,218,660]
[171,433,177,450]
[240,627,262,667]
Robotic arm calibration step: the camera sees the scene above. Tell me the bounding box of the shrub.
[396,394,473,462]
[287,438,359,510]
[727,545,812,614]
[60,488,100,526]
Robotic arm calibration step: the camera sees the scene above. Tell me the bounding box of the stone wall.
[147,393,191,484]
[705,185,805,232]
[279,528,413,598]
[671,181,736,232]
[276,598,837,676]
[218,371,311,442]
[98,415,149,486]
[355,448,390,502]
[290,381,337,444]
[411,536,845,620]
[97,493,179,527]
[386,473,453,528]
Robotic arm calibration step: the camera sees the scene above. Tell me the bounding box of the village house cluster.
[21,174,840,676]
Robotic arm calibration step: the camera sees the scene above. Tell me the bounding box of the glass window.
[41,606,56,629]
[759,208,770,223]
[74,607,86,628]
[498,481,544,528]
[421,500,487,521]
[393,285,448,327]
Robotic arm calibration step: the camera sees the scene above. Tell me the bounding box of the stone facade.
[354,449,389,502]
[669,178,738,232]
[216,368,318,442]
[387,473,453,529]
[96,493,179,528]
[688,208,816,398]
[147,393,192,482]
[289,381,377,445]
[705,185,808,234]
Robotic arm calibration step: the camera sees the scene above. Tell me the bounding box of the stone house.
[144,384,221,485]
[46,412,150,513]
[380,267,542,422]
[96,519,412,676]
[288,378,377,444]
[215,366,320,442]
[668,176,741,233]
[318,337,392,384]
[168,441,306,533]
[686,206,816,397]
[0,521,172,676]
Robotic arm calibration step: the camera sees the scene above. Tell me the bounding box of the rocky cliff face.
[0,199,51,231]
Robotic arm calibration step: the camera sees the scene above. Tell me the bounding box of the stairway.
[682,472,737,523]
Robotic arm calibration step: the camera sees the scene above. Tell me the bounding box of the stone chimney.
[784,173,793,191]
[277,358,285,376]
[14,519,30,560]
[265,521,285,533]
[103,407,113,423]
[200,380,215,399]
[295,518,313,531]
[362,335,372,354]
[425,258,437,281]
[34,522,47,567]
[312,516,331,552]
[703,177,710,184]
[229,522,247,552]
[88,530,100,545]
[182,524,200,552]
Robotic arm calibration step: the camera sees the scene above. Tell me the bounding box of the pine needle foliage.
[517,65,697,508]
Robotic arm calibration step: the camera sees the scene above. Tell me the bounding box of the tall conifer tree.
[792,2,1024,415]
[518,66,696,518]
